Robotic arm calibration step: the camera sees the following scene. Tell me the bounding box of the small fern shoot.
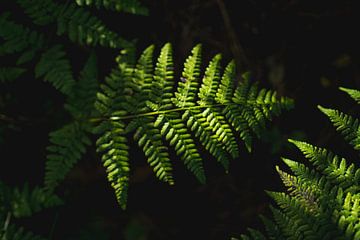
[95,43,293,209]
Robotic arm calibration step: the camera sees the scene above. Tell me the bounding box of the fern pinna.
[0,181,62,239]
[95,43,293,209]
[240,87,360,240]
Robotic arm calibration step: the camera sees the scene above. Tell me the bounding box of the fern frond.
[44,122,91,192]
[0,182,62,218]
[0,13,44,60]
[35,45,75,95]
[16,0,59,26]
[75,0,149,15]
[0,223,46,240]
[288,139,360,193]
[340,87,360,104]
[240,87,360,239]
[0,67,26,83]
[57,3,133,48]
[94,43,293,208]
[318,105,360,150]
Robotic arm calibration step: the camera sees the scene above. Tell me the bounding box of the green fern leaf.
[0,13,44,59]
[215,60,236,104]
[0,67,26,83]
[95,119,130,209]
[65,52,99,118]
[75,0,149,15]
[16,0,59,26]
[94,55,134,209]
[318,105,360,150]
[0,223,46,240]
[44,122,91,192]
[57,3,133,48]
[173,44,202,108]
[94,43,293,208]
[340,87,360,104]
[35,45,75,95]
[0,182,62,218]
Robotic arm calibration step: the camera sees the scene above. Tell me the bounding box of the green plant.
[239,87,360,240]
[0,0,293,221]
[93,43,293,209]
[0,181,62,239]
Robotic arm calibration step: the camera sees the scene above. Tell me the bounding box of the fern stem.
[90,100,280,122]
[1,212,11,240]
[90,103,228,122]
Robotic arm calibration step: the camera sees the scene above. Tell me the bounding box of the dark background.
[1,0,360,239]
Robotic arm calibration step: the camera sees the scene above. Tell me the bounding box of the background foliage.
[1,0,360,239]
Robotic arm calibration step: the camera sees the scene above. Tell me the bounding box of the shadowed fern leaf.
[44,53,99,192]
[75,0,148,15]
[95,43,293,208]
[35,45,75,95]
[0,182,62,218]
[0,223,46,240]
[16,0,134,48]
[0,182,60,240]
[241,86,360,240]
[0,67,26,83]
[0,13,44,64]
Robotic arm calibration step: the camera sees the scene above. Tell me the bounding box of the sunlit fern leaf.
[0,182,62,218]
[44,122,91,192]
[128,45,174,184]
[198,54,222,106]
[155,113,206,183]
[75,0,148,15]
[95,118,130,209]
[318,105,360,151]
[173,44,202,108]
[0,67,26,83]
[183,108,231,170]
[150,43,173,109]
[132,44,154,111]
[241,86,360,240]
[35,45,75,95]
[94,56,133,209]
[197,54,239,158]
[0,223,46,240]
[340,87,360,104]
[276,164,320,212]
[215,60,236,104]
[95,43,293,208]
[16,0,59,26]
[288,139,360,193]
[134,118,174,184]
[149,44,204,182]
[0,13,44,59]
